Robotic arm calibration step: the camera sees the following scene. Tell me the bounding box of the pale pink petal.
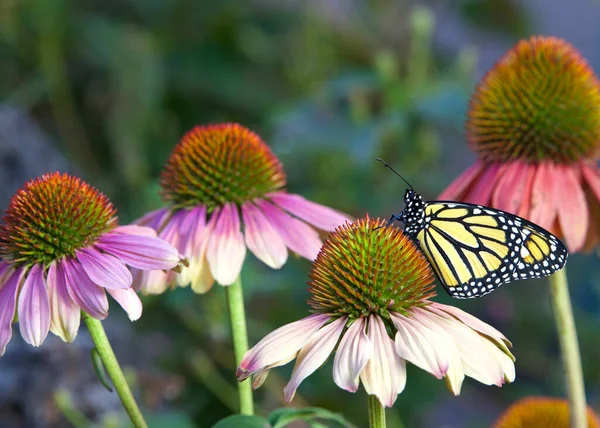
[176,206,214,292]
[418,308,514,386]
[516,163,536,218]
[18,264,50,347]
[438,160,485,200]
[96,231,180,271]
[529,162,557,230]
[242,202,288,269]
[176,206,207,286]
[284,316,346,402]
[256,200,322,260]
[206,203,246,285]
[391,311,451,379]
[0,268,22,355]
[107,288,142,321]
[267,192,352,231]
[188,253,214,294]
[582,162,600,202]
[110,225,158,237]
[555,164,588,251]
[463,162,501,205]
[360,315,406,408]
[76,248,132,290]
[47,261,80,342]
[237,314,330,380]
[132,268,173,295]
[134,207,169,229]
[491,162,533,214]
[333,317,371,392]
[427,302,512,355]
[63,258,109,319]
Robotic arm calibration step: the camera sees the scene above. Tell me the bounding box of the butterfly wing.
[415,202,567,298]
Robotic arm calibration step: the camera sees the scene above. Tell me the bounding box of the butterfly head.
[400,189,426,235]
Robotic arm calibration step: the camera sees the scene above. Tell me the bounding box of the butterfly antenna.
[375,158,414,191]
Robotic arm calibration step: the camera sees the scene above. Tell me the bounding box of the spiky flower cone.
[134,123,351,294]
[441,36,600,252]
[0,172,181,355]
[237,217,515,407]
[493,397,600,428]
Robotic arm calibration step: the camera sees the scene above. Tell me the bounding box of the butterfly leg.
[386,214,403,227]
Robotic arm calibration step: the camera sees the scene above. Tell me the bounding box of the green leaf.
[269,407,355,428]
[90,348,113,392]
[146,411,196,428]
[212,415,270,428]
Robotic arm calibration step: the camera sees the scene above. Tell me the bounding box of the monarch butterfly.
[378,159,568,299]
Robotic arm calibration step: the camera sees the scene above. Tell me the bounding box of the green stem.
[226,276,254,415]
[549,268,587,428]
[368,395,386,428]
[83,313,148,428]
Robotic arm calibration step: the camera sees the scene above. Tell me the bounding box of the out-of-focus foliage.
[1,0,599,427]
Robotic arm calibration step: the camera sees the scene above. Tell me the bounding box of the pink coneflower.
[237,217,515,407]
[134,123,351,294]
[0,173,181,354]
[493,396,600,428]
[440,36,600,252]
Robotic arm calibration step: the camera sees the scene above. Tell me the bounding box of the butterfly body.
[390,189,568,299]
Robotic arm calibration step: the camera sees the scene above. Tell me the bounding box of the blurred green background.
[1,0,600,427]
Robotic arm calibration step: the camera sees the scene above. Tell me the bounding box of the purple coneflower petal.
[176,206,206,287]
[107,288,142,321]
[0,267,22,355]
[267,192,351,232]
[207,203,246,285]
[177,206,214,293]
[134,207,169,229]
[18,264,50,347]
[133,268,173,295]
[96,228,180,271]
[77,248,132,290]
[360,315,406,408]
[47,261,80,342]
[438,160,483,200]
[284,317,346,402]
[242,202,288,269]
[333,317,371,392]
[529,162,557,230]
[427,302,512,354]
[63,258,109,319]
[110,225,158,237]
[390,311,450,379]
[555,164,588,251]
[256,200,322,260]
[465,162,501,205]
[492,162,531,214]
[237,314,330,381]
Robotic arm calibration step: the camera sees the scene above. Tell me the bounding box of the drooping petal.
[95,229,180,271]
[360,315,406,408]
[47,261,80,342]
[267,192,352,232]
[491,161,532,214]
[76,248,132,290]
[284,317,346,402]
[555,164,588,251]
[188,251,214,294]
[237,314,330,380]
[107,288,142,321]
[391,311,451,379]
[206,204,247,285]
[17,264,50,347]
[242,202,288,269]
[438,160,484,200]
[175,206,207,287]
[427,302,513,355]
[134,207,169,229]
[0,268,22,355]
[582,161,600,203]
[464,162,501,205]
[333,317,372,392]
[110,225,158,237]
[529,162,557,230]
[256,199,323,260]
[132,268,173,295]
[516,163,536,218]
[63,258,109,319]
